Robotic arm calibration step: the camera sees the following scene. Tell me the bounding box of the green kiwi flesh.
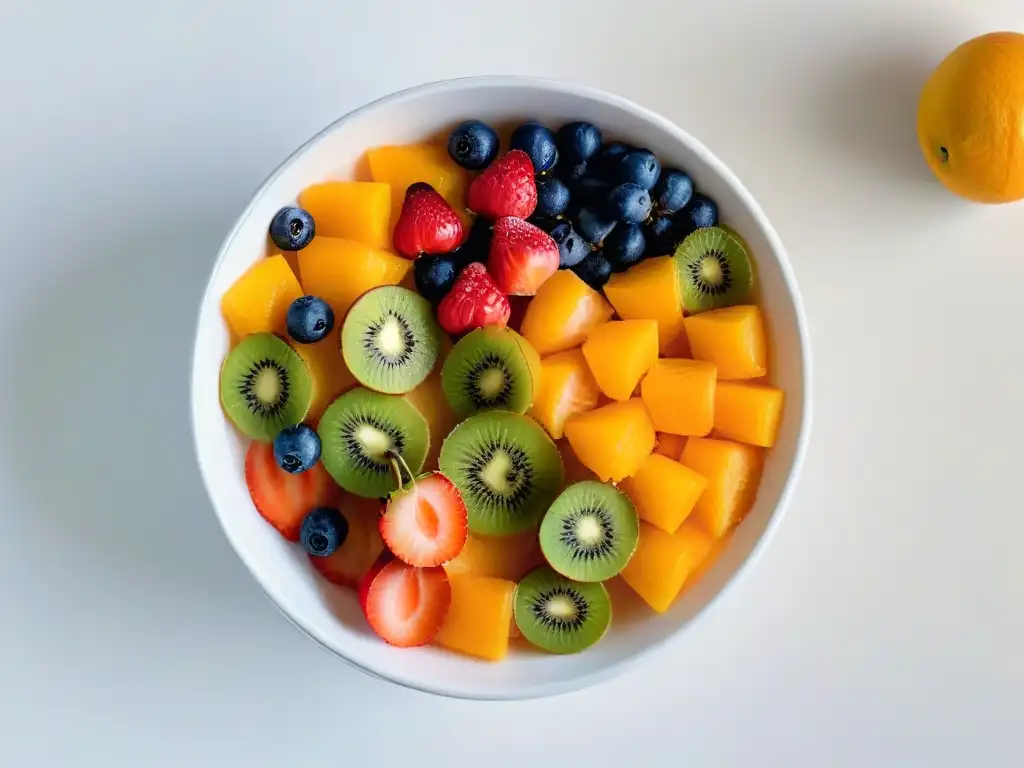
[317,386,429,498]
[440,327,539,419]
[341,285,441,394]
[539,481,639,582]
[673,226,753,313]
[514,565,611,654]
[219,333,311,441]
[438,411,563,535]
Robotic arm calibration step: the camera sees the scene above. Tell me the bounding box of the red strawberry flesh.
[467,150,537,220]
[364,561,451,647]
[392,182,464,259]
[380,473,468,567]
[488,216,560,295]
[358,552,393,615]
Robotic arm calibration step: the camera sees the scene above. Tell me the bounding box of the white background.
[2,0,1022,765]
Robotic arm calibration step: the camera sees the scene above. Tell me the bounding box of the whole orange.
[917,31,1024,203]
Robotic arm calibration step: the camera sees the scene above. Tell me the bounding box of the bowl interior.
[191,79,809,700]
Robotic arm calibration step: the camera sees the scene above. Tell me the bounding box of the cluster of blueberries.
[447,119,719,289]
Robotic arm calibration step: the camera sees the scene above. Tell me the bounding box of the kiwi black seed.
[539,481,639,582]
[514,565,611,654]
[341,285,441,394]
[438,411,563,535]
[672,225,753,313]
[317,387,429,498]
[440,327,542,420]
[219,332,311,441]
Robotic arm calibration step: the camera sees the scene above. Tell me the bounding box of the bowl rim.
[190,75,814,700]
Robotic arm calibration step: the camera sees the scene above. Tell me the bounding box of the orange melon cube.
[220,254,303,340]
[655,432,688,460]
[367,144,470,225]
[603,255,688,356]
[563,398,655,483]
[620,520,714,613]
[556,439,598,485]
[683,305,767,380]
[582,319,659,401]
[298,181,392,251]
[443,530,543,582]
[714,382,785,448]
[680,437,764,536]
[297,237,411,320]
[619,453,707,534]
[640,358,717,436]
[529,348,601,439]
[404,372,457,471]
[520,270,614,356]
[434,575,516,661]
[293,329,359,422]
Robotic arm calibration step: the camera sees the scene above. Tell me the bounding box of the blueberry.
[682,194,719,230]
[617,150,661,190]
[558,159,590,185]
[447,120,499,170]
[603,223,647,272]
[606,183,653,224]
[286,296,334,344]
[510,122,558,173]
[572,176,613,206]
[550,221,592,268]
[414,254,459,304]
[591,141,631,176]
[273,424,322,474]
[653,169,694,214]
[556,121,602,162]
[571,252,613,289]
[528,214,561,234]
[450,217,492,268]
[535,177,570,217]
[645,214,682,255]
[269,207,315,251]
[300,507,348,557]
[575,206,617,245]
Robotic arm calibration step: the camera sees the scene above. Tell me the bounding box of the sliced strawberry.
[488,216,560,295]
[358,552,393,615]
[467,150,537,220]
[245,440,341,541]
[392,182,464,259]
[364,561,451,647]
[436,262,511,335]
[309,495,385,587]
[380,473,468,567]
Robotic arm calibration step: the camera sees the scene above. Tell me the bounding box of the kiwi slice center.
[355,423,394,460]
[476,365,508,402]
[242,359,290,416]
[366,312,413,365]
[693,251,732,295]
[532,586,588,630]
[471,443,532,503]
[562,508,614,558]
[479,448,518,494]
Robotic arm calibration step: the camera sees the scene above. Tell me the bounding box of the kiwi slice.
[539,481,639,582]
[341,285,441,394]
[317,387,429,498]
[441,327,541,419]
[673,225,753,313]
[439,411,563,535]
[219,333,311,441]
[514,565,611,654]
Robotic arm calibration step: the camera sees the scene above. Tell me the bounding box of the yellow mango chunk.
[714,382,785,448]
[640,358,717,436]
[434,575,516,661]
[220,254,302,340]
[604,255,688,355]
[297,237,411,321]
[298,181,392,251]
[520,270,614,357]
[620,453,707,534]
[683,305,767,380]
[529,348,601,439]
[563,398,655,483]
[582,319,659,401]
[680,437,764,536]
[620,521,713,613]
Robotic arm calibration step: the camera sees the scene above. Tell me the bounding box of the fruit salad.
[217,116,785,662]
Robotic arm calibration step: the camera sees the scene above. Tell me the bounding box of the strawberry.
[363,560,451,647]
[358,552,393,615]
[488,216,560,295]
[467,150,537,220]
[310,495,386,587]
[380,473,468,567]
[245,440,341,541]
[436,262,510,335]
[392,182,464,259]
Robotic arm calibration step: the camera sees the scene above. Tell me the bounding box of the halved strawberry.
[488,216,559,295]
[245,440,341,541]
[358,552,393,614]
[364,560,451,647]
[309,495,386,587]
[467,150,537,220]
[380,473,468,567]
[392,182,464,259]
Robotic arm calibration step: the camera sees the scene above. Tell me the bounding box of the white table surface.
[3,0,1023,765]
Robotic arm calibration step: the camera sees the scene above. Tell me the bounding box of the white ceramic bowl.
[190,77,812,700]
